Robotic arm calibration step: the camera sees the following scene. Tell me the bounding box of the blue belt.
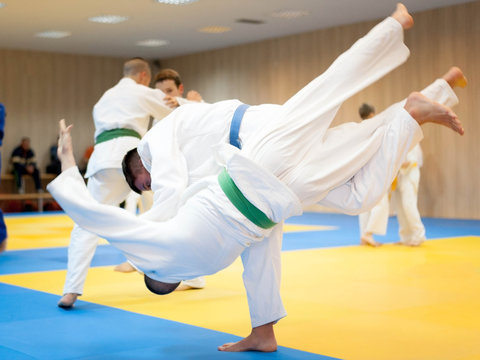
[229,104,250,149]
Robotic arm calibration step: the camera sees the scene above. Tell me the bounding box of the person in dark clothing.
[11,137,42,193]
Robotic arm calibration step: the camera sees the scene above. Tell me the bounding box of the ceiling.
[0,0,475,60]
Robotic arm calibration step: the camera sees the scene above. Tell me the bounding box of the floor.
[1,211,479,360]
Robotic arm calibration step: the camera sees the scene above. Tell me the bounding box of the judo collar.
[95,128,141,145]
[218,168,277,229]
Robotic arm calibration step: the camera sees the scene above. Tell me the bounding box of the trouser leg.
[62,168,132,295]
[313,77,458,213]
[32,167,42,190]
[397,169,425,245]
[243,17,409,177]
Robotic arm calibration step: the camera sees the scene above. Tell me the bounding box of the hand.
[26,164,35,174]
[164,95,180,109]
[186,90,203,102]
[57,119,76,171]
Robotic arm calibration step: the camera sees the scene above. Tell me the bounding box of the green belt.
[218,168,277,229]
[95,128,141,145]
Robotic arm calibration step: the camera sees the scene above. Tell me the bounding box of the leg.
[13,164,25,193]
[219,225,285,352]
[242,4,412,176]
[59,168,132,307]
[32,167,42,191]
[396,167,425,246]
[359,194,389,247]
[318,91,462,215]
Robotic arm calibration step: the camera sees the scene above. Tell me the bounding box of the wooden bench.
[0,173,57,212]
[0,192,54,212]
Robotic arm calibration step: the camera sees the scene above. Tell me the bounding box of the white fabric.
[391,144,426,245]
[49,152,300,282]
[359,193,390,236]
[356,78,457,237]
[51,16,444,327]
[64,168,133,294]
[86,77,170,177]
[63,77,172,295]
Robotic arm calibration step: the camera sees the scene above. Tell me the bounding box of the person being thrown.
[48,4,466,352]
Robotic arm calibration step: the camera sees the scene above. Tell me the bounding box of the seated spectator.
[11,137,42,193]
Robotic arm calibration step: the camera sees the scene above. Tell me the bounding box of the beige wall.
[160,2,480,219]
[0,50,125,176]
[0,2,478,219]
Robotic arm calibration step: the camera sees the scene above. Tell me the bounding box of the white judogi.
[50,16,457,328]
[391,144,426,245]
[357,79,457,240]
[359,193,390,237]
[63,77,172,295]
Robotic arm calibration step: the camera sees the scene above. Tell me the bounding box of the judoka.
[47,4,465,352]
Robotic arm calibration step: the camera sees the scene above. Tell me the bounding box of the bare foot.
[0,239,6,253]
[392,3,414,30]
[58,293,78,308]
[405,92,464,135]
[218,323,277,352]
[442,66,467,89]
[113,261,137,273]
[360,235,382,247]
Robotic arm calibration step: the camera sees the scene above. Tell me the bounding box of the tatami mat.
[1,212,479,359]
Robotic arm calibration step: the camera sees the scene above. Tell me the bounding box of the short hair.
[144,274,180,295]
[122,148,143,194]
[154,68,182,88]
[123,57,151,77]
[358,103,375,120]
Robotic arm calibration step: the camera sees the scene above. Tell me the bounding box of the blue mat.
[0,283,338,360]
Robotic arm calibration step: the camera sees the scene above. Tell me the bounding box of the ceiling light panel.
[154,0,198,5]
[197,26,232,34]
[136,39,170,47]
[35,31,72,39]
[88,15,129,24]
[270,10,310,19]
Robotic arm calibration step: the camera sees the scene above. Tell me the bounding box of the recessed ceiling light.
[270,10,310,19]
[35,31,72,39]
[154,0,198,4]
[88,15,129,24]
[197,26,232,34]
[136,39,170,47]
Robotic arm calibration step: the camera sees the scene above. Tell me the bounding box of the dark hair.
[358,103,375,120]
[144,274,180,295]
[154,68,182,88]
[122,148,142,194]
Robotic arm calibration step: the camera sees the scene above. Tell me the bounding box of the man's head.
[123,57,152,86]
[154,68,184,97]
[144,274,180,295]
[122,148,151,194]
[20,137,31,150]
[358,103,376,120]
